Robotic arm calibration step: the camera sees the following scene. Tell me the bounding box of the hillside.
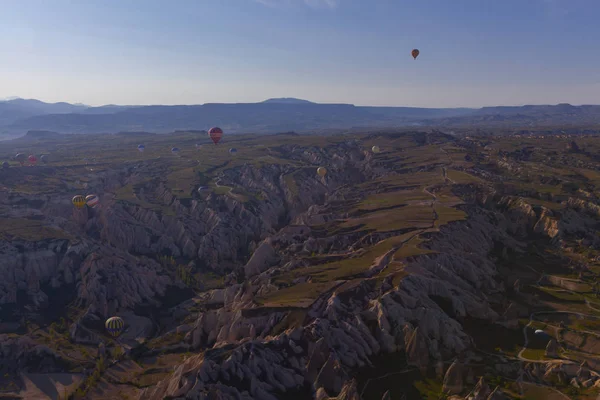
[0,98,87,126]
[3,98,600,136]
[1,129,600,399]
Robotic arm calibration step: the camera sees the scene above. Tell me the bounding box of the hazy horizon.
[2,96,600,109]
[1,0,599,108]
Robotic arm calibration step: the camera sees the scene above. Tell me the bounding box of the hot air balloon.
[317,167,327,177]
[195,144,202,150]
[372,145,380,153]
[15,153,26,166]
[2,162,9,169]
[138,144,145,153]
[198,186,210,193]
[208,127,223,145]
[229,148,237,155]
[40,154,48,164]
[171,147,180,156]
[85,194,99,208]
[105,316,125,338]
[411,49,420,60]
[28,155,37,166]
[72,195,86,209]
[534,329,546,335]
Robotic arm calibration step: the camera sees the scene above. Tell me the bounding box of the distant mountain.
[421,104,600,128]
[2,102,475,135]
[261,98,316,104]
[0,98,87,126]
[1,98,600,136]
[79,105,136,114]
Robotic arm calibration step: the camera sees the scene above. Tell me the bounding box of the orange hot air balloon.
[411,49,420,60]
[208,127,223,145]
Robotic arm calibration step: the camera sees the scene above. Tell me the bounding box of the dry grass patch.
[392,235,435,260]
[355,189,432,211]
[434,205,467,227]
[342,204,434,232]
[446,169,484,184]
[274,235,414,287]
[256,282,340,308]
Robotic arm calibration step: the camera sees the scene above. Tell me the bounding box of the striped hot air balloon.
[208,127,223,144]
[85,194,99,208]
[72,195,86,209]
[105,316,125,337]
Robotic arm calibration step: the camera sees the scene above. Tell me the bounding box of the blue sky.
[0,0,599,107]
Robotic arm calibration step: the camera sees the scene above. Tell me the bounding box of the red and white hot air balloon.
[28,155,37,166]
[208,127,223,145]
[85,194,99,208]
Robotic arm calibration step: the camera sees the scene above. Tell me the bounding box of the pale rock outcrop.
[405,326,429,372]
[335,379,361,400]
[471,376,492,400]
[577,361,591,381]
[316,354,347,395]
[533,207,559,238]
[487,386,508,400]
[243,239,279,278]
[443,359,464,395]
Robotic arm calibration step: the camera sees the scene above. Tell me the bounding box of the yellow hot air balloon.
[372,145,380,153]
[317,167,327,177]
[105,316,125,337]
[411,49,420,60]
[72,195,86,209]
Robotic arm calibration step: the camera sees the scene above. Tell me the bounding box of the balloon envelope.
[534,329,545,335]
[28,155,37,165]
[229,148,237,154]
[72,195,86,209]
[138,145,145,152]
[411,49,420,59]
[85,194,99,208]
[208,127,223,144]
[317,167,327,177]
[171,147,180,155]
[105,316,125,337]
[40,155,48,164]
[372,145,380,153]
[2,162,9,169]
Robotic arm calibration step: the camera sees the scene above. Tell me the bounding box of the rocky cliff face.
[138,186,590,399]
[3,132,600,399]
